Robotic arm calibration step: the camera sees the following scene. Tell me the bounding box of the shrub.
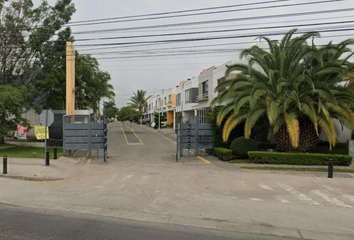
[248,151,353,166]
[230,137,257,158]
[214,147,235,161]
[208,106,244,149]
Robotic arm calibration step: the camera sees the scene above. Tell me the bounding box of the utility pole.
[66,42,75,117]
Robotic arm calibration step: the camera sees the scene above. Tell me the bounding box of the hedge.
[230,137,257,158]
[214,147,235,161]
[248,151,353,166]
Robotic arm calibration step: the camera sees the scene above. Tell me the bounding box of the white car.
[151,121,167,129]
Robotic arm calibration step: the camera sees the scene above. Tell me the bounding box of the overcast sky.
[32,0,354,108]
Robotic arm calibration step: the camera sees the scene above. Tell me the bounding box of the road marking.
[224,196,237,200]
[259,183,274,191]
[236,181,247,187]
[197,156,211,164]
[250,198,264,201]
[323,185,354,202]
[275,195,289,203]
[130,128,144,145]
[121,125,143,145]
[278,183,320,206]
[143,126,177,145]
[123,175,133,180]
[104,174,118,184]
[312,190,352,208]
[121,125,130,145]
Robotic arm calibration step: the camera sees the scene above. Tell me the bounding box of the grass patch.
[230,159,252,164]
[241,166,354,173]
[0,147,63,158]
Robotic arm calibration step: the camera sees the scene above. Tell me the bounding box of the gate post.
[195,116,199,156]
[179,115,183,157]
[62,115,66,156]
[104,117,108,162]
[88,115,92,158]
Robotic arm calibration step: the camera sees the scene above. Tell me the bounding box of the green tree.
[0,85,29,143]
[213,29,354,152]
[0,0,75,143]
[36,50,115,112]
[153,112,166,129]
[117,106,142,132]
[128,89,150,111]
[103,101,118,119]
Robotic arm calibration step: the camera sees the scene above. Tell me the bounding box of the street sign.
[40,110,54,126]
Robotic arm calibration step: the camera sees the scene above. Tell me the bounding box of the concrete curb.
[0,175,64,181]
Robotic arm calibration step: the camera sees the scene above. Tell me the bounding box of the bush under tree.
[230,137,258,158]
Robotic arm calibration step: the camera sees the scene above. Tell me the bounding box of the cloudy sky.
[33,0,354,108]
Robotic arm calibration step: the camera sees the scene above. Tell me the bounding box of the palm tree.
[128,89,150,112]
[213,29,354,152]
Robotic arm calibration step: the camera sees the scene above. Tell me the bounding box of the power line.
[74,20,354,42]
[73,14,354,36]
[68,0,291,24]
[73,7,354,35]
[73,26,354,48]
[68,0,341,27]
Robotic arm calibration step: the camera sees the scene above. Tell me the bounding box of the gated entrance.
[176,116,213,161]
[63,115,108,162]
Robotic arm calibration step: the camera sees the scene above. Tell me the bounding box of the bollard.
[45,150,50,166]
[3,155,7,174]
[54,146,57,160]
[328,158,333,178]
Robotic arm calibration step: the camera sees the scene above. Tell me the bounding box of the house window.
[168,94,171,103]
[177,94,181,106]
[164,97,167,105]
[217,77,226,93]
[202,80,208,94]
[185,89,190,103]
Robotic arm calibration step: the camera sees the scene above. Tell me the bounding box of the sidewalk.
[0,157,80,181]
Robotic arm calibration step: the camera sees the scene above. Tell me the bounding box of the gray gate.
[176,116,213,161]
[63,115,107,162]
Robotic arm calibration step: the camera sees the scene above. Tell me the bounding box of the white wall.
[197,66,215,109]
[21,109,40,138]
[319,119,352,143]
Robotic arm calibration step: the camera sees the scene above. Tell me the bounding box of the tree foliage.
[0,0,75,87]
[213,29,354,152]
[35,43,115,112]
[128,89,150,111]
[103,101,118,119]
[0,0,75,140]
[0,85,28,142]
[117,106,142,131]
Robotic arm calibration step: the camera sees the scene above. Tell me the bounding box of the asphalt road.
[0,204,296,240]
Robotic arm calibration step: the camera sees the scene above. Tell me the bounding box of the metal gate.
[176,116,213,161]
[63,115,107,162]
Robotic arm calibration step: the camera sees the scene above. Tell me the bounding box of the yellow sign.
[34,125,49,140]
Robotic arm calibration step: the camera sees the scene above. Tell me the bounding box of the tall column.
[66,42,75,116]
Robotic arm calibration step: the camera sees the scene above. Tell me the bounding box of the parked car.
[142,118,151,125]
[153,121,167,129]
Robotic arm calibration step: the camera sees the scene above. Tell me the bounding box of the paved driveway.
[0,121,354,240]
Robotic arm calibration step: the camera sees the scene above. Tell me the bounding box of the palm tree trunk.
[275,121,320,152]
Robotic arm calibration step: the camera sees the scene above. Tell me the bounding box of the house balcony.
[166,102,173,107]
[196,93,209,102]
